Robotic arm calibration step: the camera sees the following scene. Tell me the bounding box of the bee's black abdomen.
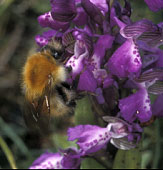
[55,86,68,103]
[61,82,72,90]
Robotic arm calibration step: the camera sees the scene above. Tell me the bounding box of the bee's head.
[41,38,65,61]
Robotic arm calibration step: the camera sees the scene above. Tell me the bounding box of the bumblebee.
[22,36,77,133]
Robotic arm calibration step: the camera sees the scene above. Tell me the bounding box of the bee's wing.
[24,76,52,135]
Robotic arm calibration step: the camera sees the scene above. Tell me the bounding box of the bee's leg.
[45,96,50,115]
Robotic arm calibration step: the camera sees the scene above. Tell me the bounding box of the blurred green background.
[0,0,162,169]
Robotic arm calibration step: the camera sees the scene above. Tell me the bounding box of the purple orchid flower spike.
[144,0,163,12]
[38,12,70,32]
[29,148,81,169]
[51,0,77,22]
[119,83,153,123]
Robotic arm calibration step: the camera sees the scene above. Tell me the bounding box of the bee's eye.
[52,51,61,60]
[53,51,60,59]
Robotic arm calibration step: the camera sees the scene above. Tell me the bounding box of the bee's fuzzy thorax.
[22,52,66,100]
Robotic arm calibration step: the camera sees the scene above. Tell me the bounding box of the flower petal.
[108,39,142,78]
[144,0,163,12]
[35,35,49,47]
[119,84,152,123]
[38,12,70,31]
[77,68,97,92]
[29,152,63,169]
[95,88,105,104]
[60,148,81,169]
[73,7,88,26]
[35,30,60,47]
[30,149,81,169]
[51,0,77,22]
[81,0,104,26]
[66,40,89,79]
[90,0,109,14]
[67,125,111,155]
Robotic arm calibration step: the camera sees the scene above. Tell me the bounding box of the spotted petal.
[108,39,142,78]
[68,125,111,155]
[30,149,81,169]
[38,12,70,32]
[119,83,152,123]
[29,152,63,169]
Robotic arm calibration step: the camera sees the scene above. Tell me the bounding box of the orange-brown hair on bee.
[21,38,77,133]
[22,51,67,101]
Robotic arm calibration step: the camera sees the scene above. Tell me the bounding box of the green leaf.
[52,134,77,150]
[113,143,142,169]
[0,118,30,156]
[81,158,106,169]
[74,96,96,125]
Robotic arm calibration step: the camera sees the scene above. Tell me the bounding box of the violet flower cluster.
[30,0,163,169]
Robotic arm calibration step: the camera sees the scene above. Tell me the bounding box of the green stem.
[0,136,17,169]
[152,120,161,169]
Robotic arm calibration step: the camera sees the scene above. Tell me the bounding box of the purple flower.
[65,30,92,80]
[66,40,89,80]
[144,0,163,12]
[108,38,142,78]
[51,0,77,22]
[29,149,81,169]
[91,35,114,79]
[115,17,162,45]
[119,83,152,123]
[81,0,104,26]
[73,7,88,26]
[35,30,61,47]
[90,0,109,15]
[67,122,129,155]
[77,68,97,92]
[95,88,105,104]
[103,116,142,149]
[80,35,115,90]
[38,12,70,32]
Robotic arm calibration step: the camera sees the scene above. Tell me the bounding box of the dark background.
[0,0,162,168]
